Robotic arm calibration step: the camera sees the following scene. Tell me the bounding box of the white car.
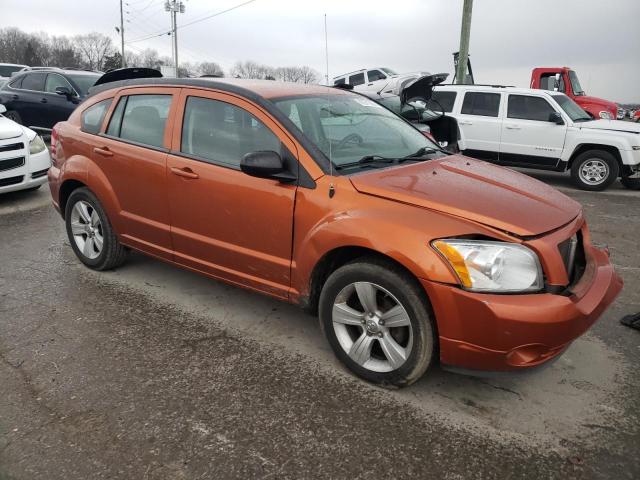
[0,63,28,79]
[333,67,428,95]
[432,85,640,191]
[0,104,51,194]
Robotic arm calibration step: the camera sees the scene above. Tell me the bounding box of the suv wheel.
[4,110,22,124]
[570,150,619,191]
[65,187,127,270]
[319,258,435,388]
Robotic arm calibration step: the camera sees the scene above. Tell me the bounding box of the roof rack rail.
[444,83,515,88]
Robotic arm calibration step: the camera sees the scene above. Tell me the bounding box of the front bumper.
[421,244,622,372]
[0,148,51,194]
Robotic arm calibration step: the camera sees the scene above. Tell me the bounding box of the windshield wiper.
[398,147,439,162]
[335,155,395,170]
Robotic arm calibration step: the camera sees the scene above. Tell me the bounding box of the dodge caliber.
[48,75,622,387]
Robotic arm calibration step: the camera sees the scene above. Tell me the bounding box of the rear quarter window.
[461,92,501,117]
[81,99,112,134]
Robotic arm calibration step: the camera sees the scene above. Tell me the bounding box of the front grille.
[0,142,24,153]
[0,175,24,187]
[31,168,49,179]
[0,156,25,172]
[558,231,585,284]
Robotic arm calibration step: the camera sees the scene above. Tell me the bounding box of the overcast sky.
[4,0,640,102]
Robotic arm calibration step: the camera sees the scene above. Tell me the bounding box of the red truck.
[530,67,617,120]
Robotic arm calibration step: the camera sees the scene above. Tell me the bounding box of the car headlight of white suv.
[29,135,47,155]
[433,239,544,293]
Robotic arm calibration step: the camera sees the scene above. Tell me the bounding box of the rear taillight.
[50,125,58,165]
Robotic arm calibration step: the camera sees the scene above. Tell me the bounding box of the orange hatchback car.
[48,73,622,387]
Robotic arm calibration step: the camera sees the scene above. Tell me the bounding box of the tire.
[570,150,619,191]
[4,110,22,124]
[65,187,127,270]
[319,257,435,388]
[621,176,640,190]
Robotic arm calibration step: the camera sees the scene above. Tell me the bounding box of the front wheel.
[319,258,435,388]
[65,187,127,270]
[570,150,619,191]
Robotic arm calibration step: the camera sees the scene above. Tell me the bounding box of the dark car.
[0,68,100,131]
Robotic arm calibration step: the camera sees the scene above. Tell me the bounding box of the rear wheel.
[319,258,435,388]
[4,110,22,124]
[65,187,127,270]
[570,150,619,191]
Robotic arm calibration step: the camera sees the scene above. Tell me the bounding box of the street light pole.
[165,0,185,77]
[456,0,473,84]
[119,0,125,67]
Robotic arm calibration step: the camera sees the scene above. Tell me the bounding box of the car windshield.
[0,65,23,77]
[273,93,439,171]
[381,68,397,76]
[68,74,99,96]
[551,94,592,121]
[568,70,584,96]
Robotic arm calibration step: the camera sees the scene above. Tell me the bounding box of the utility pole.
[165,0,185,77]
[119,0,125,67]
[455,0,473,84]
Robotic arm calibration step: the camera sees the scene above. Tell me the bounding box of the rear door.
[14,72,47,127]
[456,91,502,161]
[93,87,178,260]
[165,88,298,299]
[499,94,567,168]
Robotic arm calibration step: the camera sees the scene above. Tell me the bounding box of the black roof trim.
[88,77,332,174]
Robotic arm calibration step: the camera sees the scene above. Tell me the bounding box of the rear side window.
[81,99,112,134]
[333,77,346,86]
[431,91,457,113]
[21,73,46,91]
[461,92,500,117]
[367,70,386,82]
[507,95,556,121]
[348,73,365,86]
[106,94,171,149]
[181,96,280,168]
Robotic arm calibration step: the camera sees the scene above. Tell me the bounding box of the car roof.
[434,84,560,96]
[15,68,100,76]
[89,77,348,100]
[333,68,389,79]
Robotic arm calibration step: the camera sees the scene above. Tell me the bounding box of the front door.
[166,89,297,299]
[500,94,567,168]
[457,91,502,162]
[43,73,80,127]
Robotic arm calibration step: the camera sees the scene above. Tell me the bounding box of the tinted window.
[507,95,556,121]
[21,73,46,91]
[45,73,74,94]
[67,74,99,96]
[367,70,386,82]
[81,99,112,134]
[109,95,171,148]
[333,78,346,85]
[461,92,500,117]
[431,91,457,112]
[540,73,565,93]
[181,97,280,168]
[0,65,24,77]
[348,73,365,86]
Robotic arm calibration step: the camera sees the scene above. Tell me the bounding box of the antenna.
[324,13,335,198]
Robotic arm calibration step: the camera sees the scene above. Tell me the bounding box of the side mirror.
[549,112,564,125]
[55,86,74,99]
[240,151,296,183]
[0,104,6,115]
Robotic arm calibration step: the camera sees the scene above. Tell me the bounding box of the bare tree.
[198,61,224,77]
[74,32,114,71]
[298,65,320,84]
[230,60,274,79]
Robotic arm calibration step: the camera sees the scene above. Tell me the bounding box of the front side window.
[333,77,346,86]
[381,68,397,76]
[67,74,99,96]
[367,70,386,82]
[431,91,457,112]
[21,73,46,91]
[507,95,556,121]
[551,94,591,122]
[540,73,565,93]
[81,99,112,134]
[348,73,365,86]
[273,94,439,170]
[181,96,280,168]
[45,73,75,94]
[461,92,500,117]
[568,70,584,96]
[107,94,171,148]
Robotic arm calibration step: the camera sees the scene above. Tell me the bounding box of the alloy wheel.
[70,200,104,260]
[579,159,609,186]
[332,282,413,373]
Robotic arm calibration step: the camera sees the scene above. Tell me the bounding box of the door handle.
[368,83,373,86]
[505,125,521,130]
[459,120,473,125]
[93,147,113,157]
[40,98,48,103]
[170,166,199,179]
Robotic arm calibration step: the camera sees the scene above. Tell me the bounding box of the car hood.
[576,94,617,110]
[349,155,581,237]
[0,115,24,140]
[575,119,640,134]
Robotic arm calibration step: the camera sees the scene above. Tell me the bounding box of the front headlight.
[29,135,47,155]
[432,239,544,292]
[598,111,612,120]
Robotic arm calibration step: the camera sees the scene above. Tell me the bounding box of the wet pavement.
[0,175,639,479]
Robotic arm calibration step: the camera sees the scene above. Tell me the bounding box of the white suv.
[431,85,640,191]
[333,67,428,95]
[0,104,51,194]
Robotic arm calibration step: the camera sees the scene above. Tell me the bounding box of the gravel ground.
[0,174,638,480]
